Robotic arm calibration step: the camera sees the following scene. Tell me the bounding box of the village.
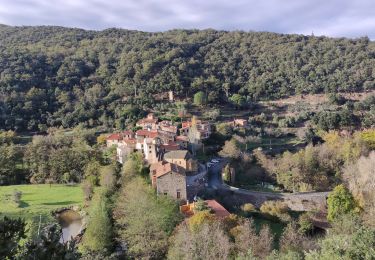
[106,112,233,217]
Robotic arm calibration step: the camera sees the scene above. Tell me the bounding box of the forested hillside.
[0,25,374,131]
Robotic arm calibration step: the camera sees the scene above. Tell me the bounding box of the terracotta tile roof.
[205,200,230,218]
[161,142,180,151]
[160,120,174,126]
[182,121,192,128]
[176,135,189,141]
[151,161,186,178]
[181,200,230,218]
[182,120,204,128]
[136,130,158,138]
[106,133,121,141]
[150,161,168,174]
[123,138,136,145]
[160,125,178,133]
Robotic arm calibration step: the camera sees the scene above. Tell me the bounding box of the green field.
[0,184,83,237]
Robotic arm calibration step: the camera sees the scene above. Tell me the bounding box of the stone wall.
[157,172,187,201]
[217,186,329,212]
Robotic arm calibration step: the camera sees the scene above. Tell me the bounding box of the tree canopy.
[0,26,373,131]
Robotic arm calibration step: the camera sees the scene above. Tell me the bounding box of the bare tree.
[234,218,274,259]
[168,222,231,260]
[343,151,375,227]
[219,138,241,159]
[280,221,317,254]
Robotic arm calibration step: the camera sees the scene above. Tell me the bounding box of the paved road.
[207,158,228,188]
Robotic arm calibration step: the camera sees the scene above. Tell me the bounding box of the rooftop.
[176,135,189,141]
[164,150,190,160]
[180,200,230,218]
[137,118,158,124]
[161,142,180,151]
[136,129,159,138]
[106,133,121,141]
[123,138,136,145]
[151,161,186,178]
[205,200,230,218]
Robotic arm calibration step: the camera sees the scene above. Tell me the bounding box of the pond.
[57,209,82,243]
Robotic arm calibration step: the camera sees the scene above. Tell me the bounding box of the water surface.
[57,210,82,243]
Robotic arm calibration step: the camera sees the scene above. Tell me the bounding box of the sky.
[0,0,374,39]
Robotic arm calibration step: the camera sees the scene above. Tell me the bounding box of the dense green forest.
[0,24,374,131]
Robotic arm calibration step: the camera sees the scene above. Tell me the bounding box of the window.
[176,190,181,199]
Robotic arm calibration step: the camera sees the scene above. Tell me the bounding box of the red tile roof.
[176,135,189,141]
[161,142,180,151]
[123,138,136,145]
[136,130,158,138]
[182,121,192,128]
[151,161,186,178]
[205,200,230,218]
[106,133,121,141]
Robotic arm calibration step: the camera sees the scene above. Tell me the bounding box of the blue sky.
[0,0,374,39]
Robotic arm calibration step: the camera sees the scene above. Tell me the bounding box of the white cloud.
[0,0,373,38]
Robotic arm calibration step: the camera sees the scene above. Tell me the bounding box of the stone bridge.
[217,184,330,212]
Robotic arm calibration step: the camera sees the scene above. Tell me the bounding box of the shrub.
[327,184,358,222]
[358,129,375,149]
[298,213,313,234]
[193,199,210,213]
[12,190,22,206]
[96,134,107,146]
[216,122,233,137]
[260,201,291,222]
[82,180,94,202]
[241,203,256,217]
[188,210,215,232]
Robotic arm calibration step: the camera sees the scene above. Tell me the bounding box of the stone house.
[116,139,136,163]
[150,150,207,202]
[136,113,159,130]
[106,131,135,147]
[150,161,188,200]
[163,150,197,172]
[180,118,211,140]
[106,133,122,147]
[159,120,178,134]
[176,135,189,149]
